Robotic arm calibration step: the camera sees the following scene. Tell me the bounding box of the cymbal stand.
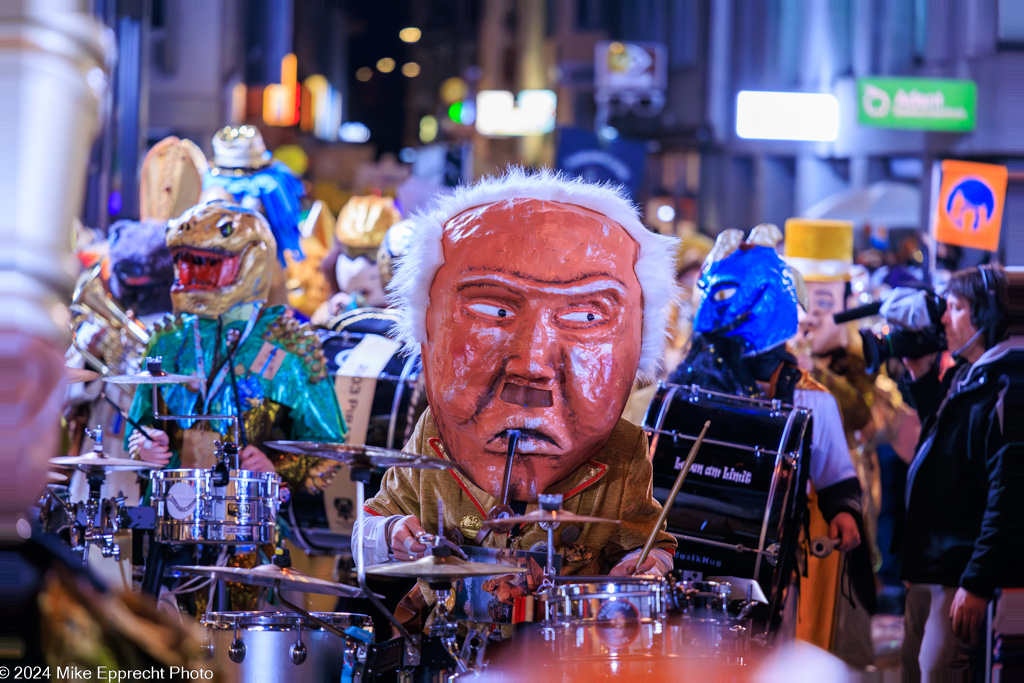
[146,357,240,463]
[79,425,122,561]
[352,466,421,671]
[537,493,563,589]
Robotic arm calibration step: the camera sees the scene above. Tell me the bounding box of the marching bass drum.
[642,383,811,633]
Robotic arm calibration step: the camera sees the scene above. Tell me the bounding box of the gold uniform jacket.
[364,409,676,575]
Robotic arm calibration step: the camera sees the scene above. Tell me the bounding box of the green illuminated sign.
[857,77,976,132]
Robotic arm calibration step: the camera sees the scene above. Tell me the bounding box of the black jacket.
[901,340,1024,598]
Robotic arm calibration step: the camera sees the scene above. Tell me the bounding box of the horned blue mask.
[693,244,800,356]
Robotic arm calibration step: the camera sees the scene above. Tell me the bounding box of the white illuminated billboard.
[476,89,557,137]
[735,91,839,141]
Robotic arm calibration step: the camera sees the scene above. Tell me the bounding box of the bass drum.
[289,308,427,552]
[642,383,811,634]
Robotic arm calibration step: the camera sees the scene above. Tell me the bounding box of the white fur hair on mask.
[387,167,681,383]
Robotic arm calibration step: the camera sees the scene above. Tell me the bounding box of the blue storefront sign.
[555,127,647,197]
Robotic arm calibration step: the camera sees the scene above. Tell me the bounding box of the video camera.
[834,288,947,373]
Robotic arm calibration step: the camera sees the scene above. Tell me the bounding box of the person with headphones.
[898,263,1019,679]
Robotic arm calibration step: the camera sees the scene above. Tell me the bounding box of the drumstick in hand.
[633,420,711,575]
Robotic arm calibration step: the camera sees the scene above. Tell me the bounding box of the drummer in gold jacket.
[358,170,678,590]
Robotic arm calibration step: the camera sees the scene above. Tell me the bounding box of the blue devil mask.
[692,228,802,356]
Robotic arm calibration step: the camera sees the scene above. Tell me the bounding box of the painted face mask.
[693,225,805,356]
[167,201,276,317]
[422,199,643,502]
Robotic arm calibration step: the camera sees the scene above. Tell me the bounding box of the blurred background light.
[439,77,468,104]
[419,115,438,143]
[401,62,421,78]
[399,27,421,43]
[376,57,396,73]
[735,91,839,141]
[355,67,373,82]
[598,125,619,140]
[339,121,371,143]
[656,204,676,223]
[399,147,417,163]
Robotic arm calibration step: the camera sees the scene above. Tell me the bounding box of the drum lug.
[290,640,308,665]
[764,543,780,566]
[228,637,246,663]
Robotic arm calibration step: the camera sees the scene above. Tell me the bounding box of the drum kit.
[39,366,794,679]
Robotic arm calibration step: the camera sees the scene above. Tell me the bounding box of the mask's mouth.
[172,247,243,292]
[488,428,559,448]
[499,382,554,408]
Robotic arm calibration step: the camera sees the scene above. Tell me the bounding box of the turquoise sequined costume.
[126,303,345,493]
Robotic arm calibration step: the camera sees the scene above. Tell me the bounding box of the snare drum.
[668,579,732,619]
[151,469,280,544]
[538,576,668,624]
[203,611,373,683]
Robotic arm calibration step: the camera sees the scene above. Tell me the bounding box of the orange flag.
[931,160,1007,252]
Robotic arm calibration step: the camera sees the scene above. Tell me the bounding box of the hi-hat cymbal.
[365,554,529,580]
[103,370,204,385]
[65,366,101,383]
[168,564,371,599]
[265,441,459,471]
[50,454,162,473]
[482,509,621,530]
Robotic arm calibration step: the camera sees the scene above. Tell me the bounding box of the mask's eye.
[217,217,234,238]
[713,286,737,302]
[558,310,604,326]
[467,303,513,319]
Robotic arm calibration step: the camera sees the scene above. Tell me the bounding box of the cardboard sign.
[931,160,1007,252]
[327,334,400,535]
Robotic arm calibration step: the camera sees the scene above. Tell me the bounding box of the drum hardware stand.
[634,420,711,574]
[486,430,520,525]
[537,493,564,587]
[146,357,242,452]
[352,465,422,673]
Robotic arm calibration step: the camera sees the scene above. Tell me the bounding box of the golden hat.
[675,232,714,275]
[783,218,854,282]
[140,136,208,221]
[335,195,401,251]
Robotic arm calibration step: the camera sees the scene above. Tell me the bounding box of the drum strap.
[767,362,802,403]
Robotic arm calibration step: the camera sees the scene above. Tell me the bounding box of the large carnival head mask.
[784,218,854,355]
[389,169,679,501]
[167,201,276,317]
[693,224,808,356]
[108,219,174,317]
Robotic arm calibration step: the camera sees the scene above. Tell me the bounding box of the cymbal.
[482,509,621,530]
[265,441,459,471]
[50,454,162,473]
[103,370,204,385]
[168,564,372,599]
[65,366,101,383]
[365,554,529,580]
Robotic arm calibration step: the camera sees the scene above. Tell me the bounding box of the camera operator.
[895,263,1018,679]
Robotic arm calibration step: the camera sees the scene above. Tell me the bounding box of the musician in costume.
[126,200,345,496]
[783,219,886,668]
[668,225,864,639]
[358,169,679,597]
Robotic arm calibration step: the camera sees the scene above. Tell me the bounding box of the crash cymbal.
[265,441,459,471]
[65,366,101,383]
[49,454,162,473]
[102,370,204,385]
[481,509,621,530]
[365,554,529,580]
[168,564,371,599]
